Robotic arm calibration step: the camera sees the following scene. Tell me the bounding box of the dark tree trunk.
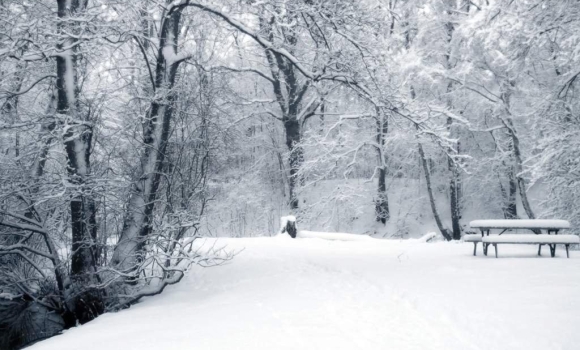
[375,107,390,224]
[418,143,452,241]
[506,165,518,218]
[456,140,463,209]
[55,0,103,325]
[285,117,303,210]
[448,156,461,240]
[260,14,312,211]
[376,167,389,224]
[509,125,536,220]
[444,2,462,240]
[281,218,298,238]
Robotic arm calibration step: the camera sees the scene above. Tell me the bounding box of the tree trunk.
[418,142,452,241]
[444,2,462,240]
[507,122,536,219]
[281,217,297,238]
[456,139,463,211]
[375,107,390,224]
[285,117,303,210]
[55,0,103,325]
[500,81,537,221]
[261,15,310,211]
[408,84,449,240]
[111,5,185,276]
[1,60,26,157]
[448,157,461,240]
[506,164,518,219]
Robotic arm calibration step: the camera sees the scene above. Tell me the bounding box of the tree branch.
[0,75,56,100]
[131,35,156,92]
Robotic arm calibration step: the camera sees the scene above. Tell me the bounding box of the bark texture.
[56,0,103,325]
[259,14,316,211]
[375,107,390,224]
[506,162,518,219]
[444,0,462,240]
[111,5,185,276]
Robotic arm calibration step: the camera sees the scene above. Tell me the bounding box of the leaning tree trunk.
[418,142,452,241]
[408,80,450,240]
[55,0,103,325]
[375,106,390,224]
[500,81,537,221]
[111,6,185,277]
[507,120,536,219]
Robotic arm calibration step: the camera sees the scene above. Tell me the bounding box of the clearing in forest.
[31,234,580,350]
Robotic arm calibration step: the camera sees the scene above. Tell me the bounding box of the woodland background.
[0,0,579,348]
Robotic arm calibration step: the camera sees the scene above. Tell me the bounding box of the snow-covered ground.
[32,233,580,350]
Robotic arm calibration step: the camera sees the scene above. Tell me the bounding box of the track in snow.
[32,234,580,350]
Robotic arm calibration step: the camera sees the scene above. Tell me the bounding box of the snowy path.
[33,235,580,350]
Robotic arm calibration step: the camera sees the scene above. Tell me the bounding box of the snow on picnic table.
[470,219,571,229]
[32,233,580,350]
[482,233,579,244]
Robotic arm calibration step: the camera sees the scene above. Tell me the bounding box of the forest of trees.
[1,0,579,348]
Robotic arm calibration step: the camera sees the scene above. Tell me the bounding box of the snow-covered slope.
[32,234,580,350]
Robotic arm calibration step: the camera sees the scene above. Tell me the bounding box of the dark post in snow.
[280,216,297,238]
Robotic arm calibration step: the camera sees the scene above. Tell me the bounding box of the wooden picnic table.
[467,219,577,258]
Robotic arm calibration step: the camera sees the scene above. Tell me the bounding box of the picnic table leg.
[494,243,498,258]
[481,229,489,256]
[566,244,570,258]
[538,244,542,256]
[473,242,478,256]
[549,244,556,258]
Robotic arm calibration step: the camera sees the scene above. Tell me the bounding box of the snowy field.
[32,234,580,350]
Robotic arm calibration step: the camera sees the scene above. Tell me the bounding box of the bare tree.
[111,1,191,276]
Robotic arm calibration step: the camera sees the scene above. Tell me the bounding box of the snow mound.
[410,231,438,242]
[298,230,375,241]
[297,231,437,243]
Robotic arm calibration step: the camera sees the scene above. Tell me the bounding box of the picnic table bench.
[466,219,577,258]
